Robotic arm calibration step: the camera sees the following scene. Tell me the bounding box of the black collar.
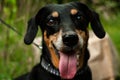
[40,58,89,77]
[41,58,59,76]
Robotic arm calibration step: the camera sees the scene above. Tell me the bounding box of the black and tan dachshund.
[15,1,106,80]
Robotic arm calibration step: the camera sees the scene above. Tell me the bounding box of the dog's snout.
[62,32,78,47]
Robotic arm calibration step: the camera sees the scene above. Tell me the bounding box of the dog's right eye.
[47,17,59,26]
[47,19,55,26]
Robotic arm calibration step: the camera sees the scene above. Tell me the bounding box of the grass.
[0,12,120,80]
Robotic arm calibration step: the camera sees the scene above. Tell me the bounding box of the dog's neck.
[40,41,53,64]
[40,41,60,76]
[41,57,60,76]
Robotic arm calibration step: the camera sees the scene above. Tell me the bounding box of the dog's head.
[24,2,105,79]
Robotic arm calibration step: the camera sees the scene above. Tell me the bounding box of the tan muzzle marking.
[44,31,59,68]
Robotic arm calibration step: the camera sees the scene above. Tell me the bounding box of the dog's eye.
[72,11,84,22]
[47,17,59,26]
[47,19,54,26]
[76,15,83,21]
[77,15,81,20]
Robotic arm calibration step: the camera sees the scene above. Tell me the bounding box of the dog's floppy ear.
[24,7,47,45]
[24,17,38,45]
[90,11,106,38]
[72,1,106,38]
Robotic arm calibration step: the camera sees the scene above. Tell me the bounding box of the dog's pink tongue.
[59,51,77,79]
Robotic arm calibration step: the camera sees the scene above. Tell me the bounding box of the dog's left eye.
[72,12,84,22]
[76,15,82,20]
[75,15,84,21]
[47,19,54,26]
[47,17,59,26]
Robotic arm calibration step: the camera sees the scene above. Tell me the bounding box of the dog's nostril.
[62,34,78,47]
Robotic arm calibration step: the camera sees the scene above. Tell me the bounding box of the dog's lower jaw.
[51,44,86,79]
[52,44,83,79]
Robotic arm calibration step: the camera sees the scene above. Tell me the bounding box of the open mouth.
[52,42,81,79]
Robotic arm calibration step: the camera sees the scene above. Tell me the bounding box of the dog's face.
[42,7,89,79]
[24,2,105,79]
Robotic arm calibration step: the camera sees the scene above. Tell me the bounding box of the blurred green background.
[0,0,120,80]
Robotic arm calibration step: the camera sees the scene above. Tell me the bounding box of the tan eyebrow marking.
[52,11,59,17]
[71,9,78,15]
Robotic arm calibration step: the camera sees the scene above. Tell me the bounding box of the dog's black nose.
[62,32,78,47]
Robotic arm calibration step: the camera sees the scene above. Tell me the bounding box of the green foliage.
[3,0,17,19]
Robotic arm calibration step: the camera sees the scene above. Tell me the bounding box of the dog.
[15,1,106,80]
